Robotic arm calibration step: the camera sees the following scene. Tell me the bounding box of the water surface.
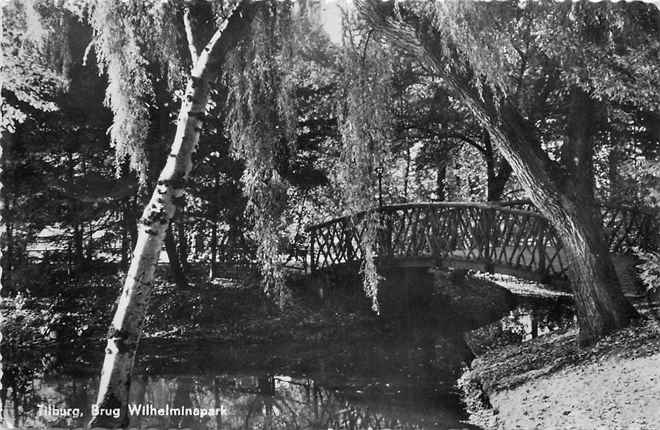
[2,339,478,429]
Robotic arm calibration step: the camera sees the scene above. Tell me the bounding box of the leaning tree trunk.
[488,101,638,345]
[456,84,638,344]
[89,5,256,427]
[355,0,638,345]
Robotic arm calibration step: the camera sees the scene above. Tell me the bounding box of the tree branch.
[439,132,486,154]
[183,5,198,64]
[192,0,243,73]
[407,123,487,154]
[82,40,95,67]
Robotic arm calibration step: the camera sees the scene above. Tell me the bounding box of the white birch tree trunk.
[90,4,255,427]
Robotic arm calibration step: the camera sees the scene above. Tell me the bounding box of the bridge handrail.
[295,200,657,278]
[499,199,658,217]
[307,200,658,232]
[307,201,547,231]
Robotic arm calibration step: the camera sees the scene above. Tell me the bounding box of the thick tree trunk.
[355,0,638,345]
[483,129,512,201]
[487,162,511,202]
[488,102,638,345]
[90,5,255,427]
[560,88,639,344]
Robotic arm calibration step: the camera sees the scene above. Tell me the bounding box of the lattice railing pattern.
[500,200,657,253]
[298,202,657,280]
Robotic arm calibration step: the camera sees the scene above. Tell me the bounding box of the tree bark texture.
[483,129,512,201]
[90,5,257,427]
[356,0,638,344]
[464,84,638,345]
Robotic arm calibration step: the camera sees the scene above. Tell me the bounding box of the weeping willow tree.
[82,1,263,426]
[90,0,203,182]
[90,2,155,182]
[336,14,394,312]
[225,2,298,304]
[354,0,660,343]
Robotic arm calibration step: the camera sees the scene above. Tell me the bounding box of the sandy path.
[490,353,660,430]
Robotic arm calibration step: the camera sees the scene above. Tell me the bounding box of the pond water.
[1,340,479,430]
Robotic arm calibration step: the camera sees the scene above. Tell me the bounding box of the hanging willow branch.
[90,1,154,182]
[225,2,297,304]
[337,14,394,312]
[90,1,192,183]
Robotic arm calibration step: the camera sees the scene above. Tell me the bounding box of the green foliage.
[337,33,392,213]
[635,248,660,293]
[623,159,660,207]
[277,22,343,237]
[0,262,119,345]
[0,293,56,347]
[225,3,296,302]
[89,1,156,181]
[1,0,64,132]
[336,15,395,312]
[410,1,518,97]
[408,1,660,110]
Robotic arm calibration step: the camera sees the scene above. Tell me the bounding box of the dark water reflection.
[1,341,478,430]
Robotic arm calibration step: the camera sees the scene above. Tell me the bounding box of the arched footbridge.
[289,202,657,283]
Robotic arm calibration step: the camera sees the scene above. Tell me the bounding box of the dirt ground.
[491,352,660,429]
[460,319,660,430]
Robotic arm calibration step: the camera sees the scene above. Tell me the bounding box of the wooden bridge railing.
[292,202,657,281]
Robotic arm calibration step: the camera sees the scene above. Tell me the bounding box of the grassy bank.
[459,318,660,429]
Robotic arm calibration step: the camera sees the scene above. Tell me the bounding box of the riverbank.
[1,264,390,372]
[459,318,660,429]
[5,263,479,382]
